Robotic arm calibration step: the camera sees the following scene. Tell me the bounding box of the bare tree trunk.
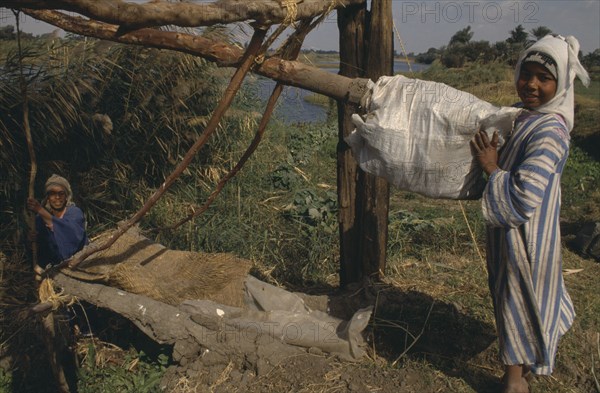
[357,0,393,280]
[337,3,366,287]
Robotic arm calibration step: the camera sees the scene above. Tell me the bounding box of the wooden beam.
[21,10,370,104]
[1,0,364,29]
[336,0,392,285]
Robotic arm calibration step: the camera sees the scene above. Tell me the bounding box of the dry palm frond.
[1,33,249,244]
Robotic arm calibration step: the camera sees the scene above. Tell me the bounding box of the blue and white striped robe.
[482,111,575,375]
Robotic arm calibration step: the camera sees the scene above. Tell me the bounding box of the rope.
[274,0,336,56]
[280,0,298,26]
[38,278,75,311]
[324,0,341,16]
[459,201,486,270]
[257,0,339,66]
[392,20,413,74]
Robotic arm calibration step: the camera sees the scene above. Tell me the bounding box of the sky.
[301,0,600,55]
[1,1,599,55]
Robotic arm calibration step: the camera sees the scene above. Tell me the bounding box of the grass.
[336,60,600,393]
[76,343,168,393]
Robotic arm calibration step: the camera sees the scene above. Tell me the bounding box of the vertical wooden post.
[337,3,366,286]
[337,0,393,286]
[359,0,394,280]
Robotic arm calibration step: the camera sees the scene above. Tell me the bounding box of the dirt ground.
[4,249,597,393]
[155,260,599,393]
[4,227,598,393]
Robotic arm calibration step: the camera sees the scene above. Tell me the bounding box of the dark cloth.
[36,205,88,266]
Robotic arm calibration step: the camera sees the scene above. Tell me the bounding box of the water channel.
[250,61,430,124]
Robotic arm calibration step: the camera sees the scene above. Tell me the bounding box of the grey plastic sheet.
[181,276,373,360]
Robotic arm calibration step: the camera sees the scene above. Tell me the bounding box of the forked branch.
[2,0,363,29]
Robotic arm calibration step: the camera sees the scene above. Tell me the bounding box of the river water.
[251,61,430,124]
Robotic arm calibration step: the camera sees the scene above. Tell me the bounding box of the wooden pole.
[22,9,370,104]
[358,0,393,280]
[337,0,393,286]
[337,3,366,286]
[14,11,71,392]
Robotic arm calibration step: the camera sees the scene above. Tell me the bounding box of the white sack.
[346,75,522,199]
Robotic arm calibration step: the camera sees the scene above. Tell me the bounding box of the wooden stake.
[337,3,366,286]
[14,11,71,392]
[357,0,393,281]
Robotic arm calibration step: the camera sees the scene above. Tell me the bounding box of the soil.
[6,229,598,393]
[159,275,597,393]
[5,263,597,393]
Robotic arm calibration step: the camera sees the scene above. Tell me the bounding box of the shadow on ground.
[327,283,501,393]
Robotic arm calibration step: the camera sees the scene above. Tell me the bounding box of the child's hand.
[470,130,499,176]
[26,198,42,213]
[33,264,44,282]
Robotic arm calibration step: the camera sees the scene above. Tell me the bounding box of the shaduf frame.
[3,0,395,283]
[3,1,395,391]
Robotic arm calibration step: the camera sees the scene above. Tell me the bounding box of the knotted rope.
[280,0,299,26]
[38,278,75,311]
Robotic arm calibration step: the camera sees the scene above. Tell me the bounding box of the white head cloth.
[515,34,590,132]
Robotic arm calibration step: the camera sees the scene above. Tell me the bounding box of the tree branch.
[164,19,312,231]
[2,0,363,29]
[22,9,369,103]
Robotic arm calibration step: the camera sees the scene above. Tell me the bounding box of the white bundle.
[346,75,522,199]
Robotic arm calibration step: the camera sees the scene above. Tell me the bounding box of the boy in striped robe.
[470,35,590,393]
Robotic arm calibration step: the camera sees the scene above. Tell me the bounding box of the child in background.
[470,35,589,393]
[27,174,88,271]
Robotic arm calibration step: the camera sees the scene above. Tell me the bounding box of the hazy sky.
[1,1,599,54]
[301,0,600,54]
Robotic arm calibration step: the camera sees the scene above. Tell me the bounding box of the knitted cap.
[521,50,558,80]
[44,174,73,206]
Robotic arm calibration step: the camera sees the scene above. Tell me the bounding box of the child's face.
[47,186,68,212]
[517,62,558,109]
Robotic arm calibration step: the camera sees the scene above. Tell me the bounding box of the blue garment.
[36,205,89,266]
[482,111,575,375]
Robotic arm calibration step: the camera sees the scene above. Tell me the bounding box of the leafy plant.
[286,188,338,232]
[77,349,167,393]
[0,368,11,393]
[562,145,600,207]
[271,164,300,190]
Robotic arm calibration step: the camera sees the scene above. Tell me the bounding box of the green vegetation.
[415,24,600,72]
[77,347,168,393]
